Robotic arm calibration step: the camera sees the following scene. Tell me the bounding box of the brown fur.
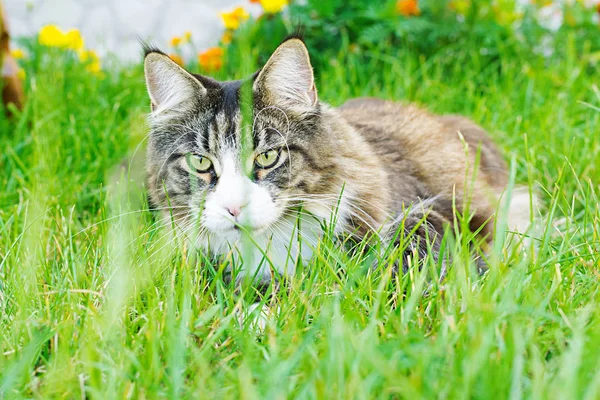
[309,98,508,242]
[1,3,25,113]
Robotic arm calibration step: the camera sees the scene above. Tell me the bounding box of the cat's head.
[144,38,340,243]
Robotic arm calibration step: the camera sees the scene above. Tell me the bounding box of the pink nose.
[226,206,241,218]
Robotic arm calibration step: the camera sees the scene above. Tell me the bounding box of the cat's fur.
[143,38,530,283]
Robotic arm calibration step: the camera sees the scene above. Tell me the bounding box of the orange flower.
[168,53,184,66]
[396,0,421,17]
[198,47,224,72]
[249,0,260,3]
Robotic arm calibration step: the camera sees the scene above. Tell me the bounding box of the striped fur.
[143,38,530,281]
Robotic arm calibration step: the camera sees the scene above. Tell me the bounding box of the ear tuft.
[144,52,205,115]
[254,39,317,110]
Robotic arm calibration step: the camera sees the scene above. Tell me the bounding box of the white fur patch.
[499,186,540,247]
[191,152,352,280]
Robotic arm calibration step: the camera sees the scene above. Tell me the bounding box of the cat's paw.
[397,219,445,275]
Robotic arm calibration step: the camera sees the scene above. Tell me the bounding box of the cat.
[143,36,531,288]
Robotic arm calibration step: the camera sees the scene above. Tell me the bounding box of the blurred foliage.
[220,0,600,76]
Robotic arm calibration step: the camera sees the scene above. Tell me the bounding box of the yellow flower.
[78,49,102,74]
[531,0,552,6]
[86,61,102,74]
[565,9,577,27]
[396,0,421,17]
[170,36,182,47]
[91,63,101,73]
[168,53,184,66]
[220,7,250,30]
[221,31,233,45]
[259,0,288,14]
[64,29,84,50]
[39,25,67,47]
[171,31,192,47]
[492,4,522,25]
[17,68,26,81]
[198,47,224,72]
[11,48,25,59]
[78,49,97,62]
[449,0,470,16]
[38,25,84,50]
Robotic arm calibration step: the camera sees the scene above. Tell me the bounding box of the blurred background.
[2,0,600,131]
[4,0,600,65]
[4,0,254,62]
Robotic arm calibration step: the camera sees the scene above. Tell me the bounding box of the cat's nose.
[225,206,241,218]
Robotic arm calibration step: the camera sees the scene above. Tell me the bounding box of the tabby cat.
[143,37,530,285]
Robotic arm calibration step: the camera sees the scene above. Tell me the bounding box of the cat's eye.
[186,154,213,173]
[255,149,280,169]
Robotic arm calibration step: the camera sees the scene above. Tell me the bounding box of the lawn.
[1,34,599,398]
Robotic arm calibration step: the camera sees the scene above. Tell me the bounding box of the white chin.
[208,228,241,245]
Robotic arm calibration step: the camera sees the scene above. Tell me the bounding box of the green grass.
[1,37,599,399]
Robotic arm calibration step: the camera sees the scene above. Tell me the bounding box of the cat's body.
[338,98,508,237]
[143,38,529,284]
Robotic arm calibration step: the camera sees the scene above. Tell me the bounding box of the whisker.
[271,217,319,248]
[72,207,193,238]
[279,192,393,219]
[140,220,199,262]
[281,199,383,239]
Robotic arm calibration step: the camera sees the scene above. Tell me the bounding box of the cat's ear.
[254,38,318,111]
[144,51,206,115]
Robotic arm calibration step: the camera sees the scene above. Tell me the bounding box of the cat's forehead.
[190,78,241,153]
[189,78,289,155]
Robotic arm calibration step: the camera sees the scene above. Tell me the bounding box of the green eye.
[186,154,212,173]
[255,149,279,169]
